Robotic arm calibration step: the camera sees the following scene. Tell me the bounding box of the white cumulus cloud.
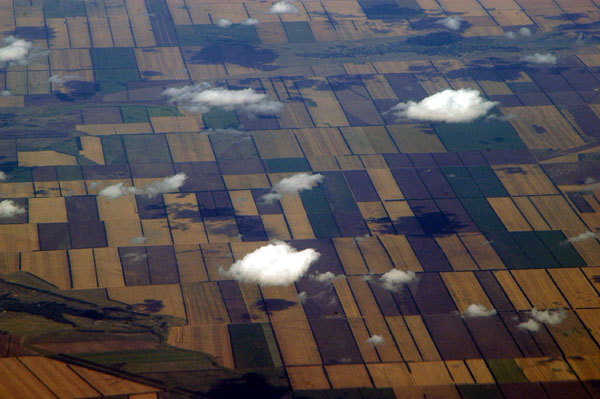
[220,241,320,286]
[216,18,232,28]
[517,319,541,332]
[311,271,339,284]
[0,200,25,218]
[522,53,557,65]
[143,173,187,197]
[98,183,138,200]
[531,308,567,326]
[519,27,532,36]
[48,74,83,85]
[0,171,7,181]
[437,16,462,31]
[505,27,531,39]
[260,173,324,204]
[366,334,384,346]
[517,308,567,332]
[98,173,187,200]
[380,269,416,291]
[163,83,283,116]
[389,89,498,123]
[567,231,598,243]
[462,304,497,318]
[0,90,10,97]
[269,0,299,14]
[0,36,32,64]
[242,17,259,25]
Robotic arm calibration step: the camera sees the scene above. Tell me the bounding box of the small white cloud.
[298,291,307,303]
[462,304,497,318]
[98,183,139,200]
[311,271,338,284]
[260,192,282,204]
[505,27,532,39]
[164,83,283,116]
[390,88,498,123]
[0,171,7,181]
[517,319,541,332]
[0,90,10,97]
[518,27,532,37]
[241,17,259,25]
[0,36,32,64]
[131,236,147,244]
[260,173,324,204]
[522,53,557,65]
[48,74,83,85]
[362,274,374,282]
[531,308,567,326]
[567,231,598,243]
[275,173,324,195]
[143,173,187,197]
[269,0,299,14]
[366,334,384,346]
[220,240,320,286]
[98,173,187,200]
[216,18,232,28]
[517,308,567,332]
[437,16,462,31]
[380,269,416,291]
[0,200,25,218]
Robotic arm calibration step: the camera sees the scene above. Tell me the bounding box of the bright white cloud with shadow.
[311,271,339,284]
[531,308,567,326]
[389,89,498,123]
[437,16,462,31]
[462,304,497,318]
[505,27,531,39]
[242,17,259,25]
[98,183,139,200]
[269,0,299,14]
[0,36,33,64]
[144,173,187,197]
[260,173,324,204]
[220,241,320,286]
[567,231,598,243]
[517,308,567,332]
[517,319,541,332]
[522,53,557,65]
[518,27,532,36]
[216,18,233,28]
[99,173,187,200]
[366,334,384,346]
[164,83,283,116]
[0,200,25,218]
[380,269,416,291]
